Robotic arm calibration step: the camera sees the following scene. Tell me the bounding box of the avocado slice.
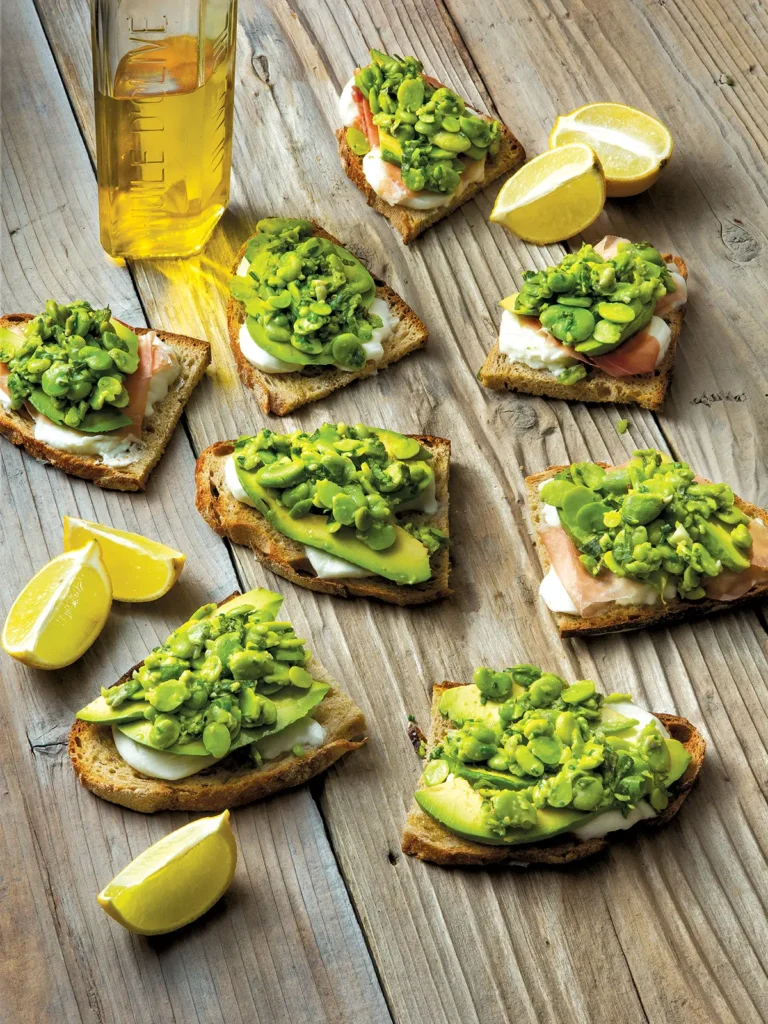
[438,686,504,733]
[236,467,431,585]
[116,681,330,756]
[697,518,751,572]
[443,757,533,791]
[665,738,691,786]
[379,130,403,165]
[416,775,596,846]
[77,694,151,724]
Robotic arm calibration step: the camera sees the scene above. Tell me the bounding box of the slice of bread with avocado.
[69,591,367,813]
[526,459,768,638]
[402,679,705,867]
[194,433,451,606]
[336,123,525,245]
[0,313,210,491]
[228,224,428,416]
[479,254,687,411]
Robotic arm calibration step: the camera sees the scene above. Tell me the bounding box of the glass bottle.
[91,0,238,258]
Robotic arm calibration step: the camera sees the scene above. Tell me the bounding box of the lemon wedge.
[63,516,185,603]
[549,102,673,197]
[97,810,237,935]
[2,541,112,669]
[490,143,605,244]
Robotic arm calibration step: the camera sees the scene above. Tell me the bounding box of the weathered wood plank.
[0,2,391,1022]
[24,0,768,1022]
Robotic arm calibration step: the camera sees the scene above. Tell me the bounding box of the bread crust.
[401,680,705,866]
[478,255,688,411]
[335,120,525,244]
[526,463,768,637]
[227,225,428,415]
[0,314,210,490]
[194,435,452,606]
[68,594,367,813]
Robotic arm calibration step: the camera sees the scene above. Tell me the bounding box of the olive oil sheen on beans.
[91,2,238,258]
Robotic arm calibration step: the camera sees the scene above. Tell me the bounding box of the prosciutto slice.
[352,83,379,149]
[540,526,655,618]
[589,322,664,376]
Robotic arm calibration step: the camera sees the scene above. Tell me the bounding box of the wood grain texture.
[0,2,391,1022]
[10,0,768,1022]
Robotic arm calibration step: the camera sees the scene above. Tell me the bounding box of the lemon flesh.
[2,540,112,669]
[550,102,673,197]
[98,810,237,935]
[490,143,605,245]
[63,516,185,603]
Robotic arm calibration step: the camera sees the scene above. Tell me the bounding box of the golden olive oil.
[94,31,236,258]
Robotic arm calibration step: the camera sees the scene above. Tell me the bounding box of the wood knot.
[721,222,760,263]
[251,54,271,85]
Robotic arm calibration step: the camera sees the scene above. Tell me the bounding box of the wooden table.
[2,1,767,1021]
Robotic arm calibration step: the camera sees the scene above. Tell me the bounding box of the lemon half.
[2,540,112,669]
[490,143,605,244]
[98,811,237,935]
[63,516,185,603]
[550,102,673,197]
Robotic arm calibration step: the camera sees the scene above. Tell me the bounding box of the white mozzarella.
[238,322,298,373]
[112,727,218,780]
[304,546,374,579]
[225,455,256,506]
[498,309,578,370]
[339,78,360,127]
[255,717,327,761]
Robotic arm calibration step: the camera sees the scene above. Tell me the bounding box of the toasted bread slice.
[401,680,705,866]
[526,464,768,637]
[336,118,525,244]
[0,314,210,491]
[479,255,687,411]
[68,595,367,814]
[195,434,451,606]
[227,226,428,415]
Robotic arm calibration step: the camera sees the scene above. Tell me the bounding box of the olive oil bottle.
[91,2,238,258]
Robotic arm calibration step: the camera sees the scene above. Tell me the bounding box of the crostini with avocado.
[195,422,451,606]
[402,664,704,866]
[69,589,367,813]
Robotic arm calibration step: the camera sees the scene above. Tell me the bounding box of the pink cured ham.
[0,323,169,440]
[352,83,379,149]
[589,324,661,376]
[705,519,768,601]
[593,235,630,260]
[540,525,655,617]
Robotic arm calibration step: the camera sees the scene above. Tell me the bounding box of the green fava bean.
[528,672,565,707]
[547,775,574,808]
[288,665,314,689]
[148,679,189,712]
[555,711,578,745]
[540,304,595,345]
[276,252,303,282]
[149,714,181,749]
[572,775,603,811]
[209,632,244,669]
[473,666,512,700]
[229,649,272,681]
[256,459,307,489]
[397,76,424,111]
[346,125,370,156]
[650,787,669,811]
[528,734,563,765]
[511,664,542,688]
[331,333,365,369]
[431,130,471,153]
[515,744,545,777]
[562,679,596,704]
[203,721,232,758]
[622,493,665,526]
[424,759,449,786]
[596,301,636,324]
